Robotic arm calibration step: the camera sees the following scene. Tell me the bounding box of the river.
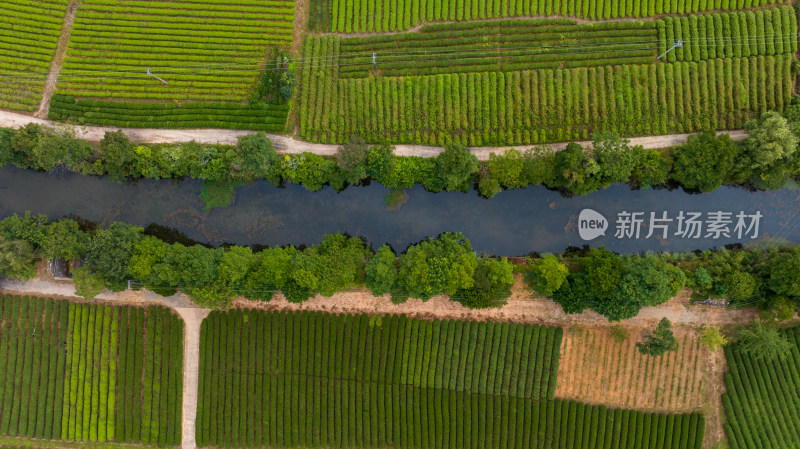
[0,165,798,255]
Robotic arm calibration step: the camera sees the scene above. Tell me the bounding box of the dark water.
[1,165,798,255]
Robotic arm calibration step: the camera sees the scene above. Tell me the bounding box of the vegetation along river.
[1,165,798,255]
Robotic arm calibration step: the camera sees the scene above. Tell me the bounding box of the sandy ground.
[34,1,77,118]
[0,109,747,160]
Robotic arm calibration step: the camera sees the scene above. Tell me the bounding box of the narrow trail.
[0,109,747,160]
[177,307,211,449]
[34,0,78,119]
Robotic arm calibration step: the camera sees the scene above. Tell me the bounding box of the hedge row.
[300,35,793,145]
[0,296,68,440]
[0,295,182,446]
[56,0,296,106]
[657,6,798,62]
[308,0,787,32]
[48,95,288,131]
[0,0,70,112]
[722,327,800,449]
[338,19,657,78]
[196,309,703,448]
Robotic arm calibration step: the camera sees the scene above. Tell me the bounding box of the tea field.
[0,0,70,112]
[196,309,705,448]
[0,295,183,446]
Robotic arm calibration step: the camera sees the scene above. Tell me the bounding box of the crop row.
[338,19,657,78]
[300,35,793,145]
[196,309,703,448]
[0,296,68,440]
[57,0,296,106]
[308,0,786,32]
[722,327,800,449]
[657,6,798,62]
[49,95,288,131]
[0,0,70,112]
[0,295,182,446]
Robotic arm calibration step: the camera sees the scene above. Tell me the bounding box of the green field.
[308,0,788,32]
[196,309,704,448]
[50,0,295,130]
[299,6,796,145]
[721,327,800,449]
[0,0,69,112]
[0,295,183,446]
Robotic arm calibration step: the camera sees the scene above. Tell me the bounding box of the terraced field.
[0,295,183,446]
[196,309,705,449]
[50,0,295,130]
[299,6,796,145]
[0,0,70,112]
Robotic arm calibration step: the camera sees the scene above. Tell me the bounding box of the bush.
[636,318,678,356]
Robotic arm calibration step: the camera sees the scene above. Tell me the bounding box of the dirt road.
[0,109,747,160]
[177,308,211,449]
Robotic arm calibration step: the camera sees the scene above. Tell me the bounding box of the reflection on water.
[0,165,798,255]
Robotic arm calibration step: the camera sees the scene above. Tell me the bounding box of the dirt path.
[34,0,78,119]
[0,109,747,159]
[176,307,211,449]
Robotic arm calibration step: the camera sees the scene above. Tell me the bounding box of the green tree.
[768,252,800,297]
[435,142,478,191]
[595,255,673,321]
[636,318,678,356]
[244,246,295,301]
[127,236,168,284]
[232,132,280,183]
[592,132,638,189]
[40,218,88,261]
[734,112,799,187]
[581,247,624,300]
[365,245,398,296]
[0,236,37,281]
[736,320,793,361]
[29,128,92,171]
[72,266,106,299]
[671,132,737,192]
[525,254,568,296]
[551,273,594,314]
[0,212,49,248]
[554,143,599,195]
[629,147,672,189]
[100,130,133,181]
[699,325,727,351]
[214,246,256,295]
[453,257,514,309]
[486,149,526,189]
[336,136,370,184]
[86,222,143,291]
[152,243,220,292]
[396,232,477,301]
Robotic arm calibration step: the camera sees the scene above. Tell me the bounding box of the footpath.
[0,109,747,161]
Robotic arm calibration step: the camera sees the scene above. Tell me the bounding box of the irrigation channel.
[1,165,799,255]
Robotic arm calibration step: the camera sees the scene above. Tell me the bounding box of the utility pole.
[146,68,169,84]
[657,39,683,60]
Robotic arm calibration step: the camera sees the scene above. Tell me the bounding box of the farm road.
[0,109,747,160]
[177,307,211,449]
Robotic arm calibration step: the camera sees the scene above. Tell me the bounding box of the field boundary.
[34,0,78,119]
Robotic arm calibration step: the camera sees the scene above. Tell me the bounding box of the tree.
[0,212,49,248]
[232,132,280,183]
[100,130,133,181]
[581,247,623,300]
[592,132,638,189]
[671,131,737,192]
[734,112,799,187]
[72,266,106,299]
[86,222,143,291]
[336,136,370,184]
[151,243,220,292]
[699,325,727,351]
[768,252,800,297]
[244,246,295,301]
[435,142,478,191]
[636,318,678,356]
[554,143,600,194]
[397,232,477,300]
[736,321,793,361]
[551,273,594,314]
[0,236,37,281]
[40,218,88,261]
[365,245,398,296]
[453,257,514,309]
[28,128,91,171]
[525,255,568,296]
[214,246,256,295]
[595,255,673,321]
